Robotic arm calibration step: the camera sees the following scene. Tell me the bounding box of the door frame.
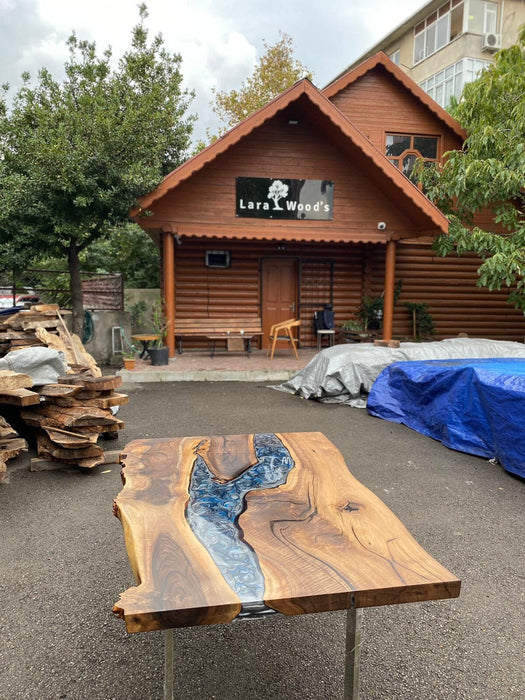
[260,257,300,348]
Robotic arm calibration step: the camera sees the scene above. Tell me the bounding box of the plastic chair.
[267,318,301,360]
[314,308,336,350]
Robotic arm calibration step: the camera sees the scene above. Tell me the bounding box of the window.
[484,1,498,33]
[467,0,498,34]
[389,50,400,65]
[205,250,231,268]
[385,133,439,182]
[413,0,464,64]
[419,57,492,107]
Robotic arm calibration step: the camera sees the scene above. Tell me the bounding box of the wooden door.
[261,259,298,348]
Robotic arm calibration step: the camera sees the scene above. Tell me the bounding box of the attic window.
[385,134,439,181]
[205,250,231,268]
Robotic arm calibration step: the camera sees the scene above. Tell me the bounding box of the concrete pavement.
[1,380,523,699]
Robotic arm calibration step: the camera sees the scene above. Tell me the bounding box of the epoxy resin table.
[113,432,460,698]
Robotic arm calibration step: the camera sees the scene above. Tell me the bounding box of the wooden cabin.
[133,52,524,356]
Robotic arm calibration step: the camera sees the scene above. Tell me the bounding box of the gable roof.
[133,73,449,237]
[323,52,466,142]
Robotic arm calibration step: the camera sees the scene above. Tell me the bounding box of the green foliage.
[356,295,384,331]
[404,302,436,339]
[79,223,160,288]
[0,4,193,331]
[340,319,365,332]
[123,344,139,360]
[419,25,525,310]
[129,300,148,331]
[209,32,312,139]
[344,282,403,332]
[150,300,168,347]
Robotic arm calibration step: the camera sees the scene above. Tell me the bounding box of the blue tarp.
[367,358,525,479]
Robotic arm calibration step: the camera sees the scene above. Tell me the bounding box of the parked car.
[15,294,41,306]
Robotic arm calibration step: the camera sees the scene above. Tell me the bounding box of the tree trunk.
[68,241,84,337]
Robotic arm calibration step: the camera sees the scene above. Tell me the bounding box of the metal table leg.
[344,607,362,699]
[164,629,174,700]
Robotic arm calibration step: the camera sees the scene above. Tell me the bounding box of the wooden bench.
[174,317,262,354]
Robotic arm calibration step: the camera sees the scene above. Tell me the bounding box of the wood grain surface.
[114,432,460,633]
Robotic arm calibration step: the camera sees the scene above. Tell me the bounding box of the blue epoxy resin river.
[186,433,295,602]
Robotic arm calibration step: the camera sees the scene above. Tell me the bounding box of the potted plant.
[340,318,369,342]
[148,302,170,366]
[122,343,138,370]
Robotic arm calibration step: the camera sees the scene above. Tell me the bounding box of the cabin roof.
[133,61,450,238]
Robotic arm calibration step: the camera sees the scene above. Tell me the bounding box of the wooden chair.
[267,318,301,360]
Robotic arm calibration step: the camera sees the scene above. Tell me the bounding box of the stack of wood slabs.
[22,374,127,469]
[0,305,66,354]
[0,304,100,377]
[0,415,28,483]
[0,370,40,408]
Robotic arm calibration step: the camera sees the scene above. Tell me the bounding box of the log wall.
[329,67,463,155]
[172,238,524,348]
[173,239,365,348]
[368,242,524,341]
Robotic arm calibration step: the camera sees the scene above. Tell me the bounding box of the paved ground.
[1,380,524,700]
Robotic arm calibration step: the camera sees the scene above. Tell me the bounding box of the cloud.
[0,0,65,88]
[1,0,424,141]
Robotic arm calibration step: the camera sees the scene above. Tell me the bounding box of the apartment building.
[336,0,525,108]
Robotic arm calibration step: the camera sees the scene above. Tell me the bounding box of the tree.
[420,26,525,310]
[209,32,312,139]
[80,223,160,289]
[0,4,194,333]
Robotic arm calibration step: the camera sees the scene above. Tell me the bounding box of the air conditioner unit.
[482,33,501,52]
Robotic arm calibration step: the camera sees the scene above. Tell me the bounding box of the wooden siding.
[172,239,366,349]
[329,67,462,155]
[367,242,525,341]
[144,105,440,242]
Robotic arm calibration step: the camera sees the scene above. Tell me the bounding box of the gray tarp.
[0,347,67,386]
[273,338,525,407]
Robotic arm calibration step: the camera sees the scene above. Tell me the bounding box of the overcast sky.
[0,0,424,141]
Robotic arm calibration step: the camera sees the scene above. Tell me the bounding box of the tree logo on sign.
[267,180,289,210]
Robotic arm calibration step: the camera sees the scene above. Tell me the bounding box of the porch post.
[382,239,396,341]
[162,230,176,358]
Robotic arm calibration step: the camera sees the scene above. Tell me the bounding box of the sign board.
[236,178,334,220]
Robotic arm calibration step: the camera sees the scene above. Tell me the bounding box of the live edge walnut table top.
[113,432,460,634]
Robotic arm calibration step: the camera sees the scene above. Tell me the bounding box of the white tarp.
[0,347,67,386]
[273,338,525,407]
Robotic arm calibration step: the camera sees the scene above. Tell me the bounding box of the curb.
[117,369,297,383]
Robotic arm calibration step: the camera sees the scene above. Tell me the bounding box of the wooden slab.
[194,434,257,482]
[44,392,129,409]
[37,432,103,460]
[113,432,460,634]
[58,374,122,391]
[0,388,40,406]
[30,449,122,471]
[21,404,119,428]
[0,437,28,461]
[38,384,82,398]
[43,427,99,449]
[0,417,18,439]
[0,370,33,390]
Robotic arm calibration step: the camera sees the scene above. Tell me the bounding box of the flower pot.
[149,346,169,366]
[123,358,136,370]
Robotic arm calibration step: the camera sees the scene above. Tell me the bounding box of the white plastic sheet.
[274,338,525,407]
[0,347,68,386]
